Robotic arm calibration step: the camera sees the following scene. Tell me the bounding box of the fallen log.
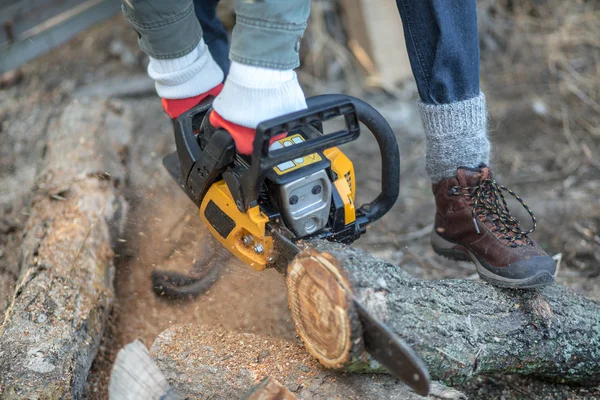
[0,98,131,398]
[286,241,600,385]
[149,324,466,400]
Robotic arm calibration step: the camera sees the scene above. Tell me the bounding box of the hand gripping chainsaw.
[158,94,430,395]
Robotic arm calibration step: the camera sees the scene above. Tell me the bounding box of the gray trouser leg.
[122,0,310,69]
[231,0,310,69]
[121,0,202,59]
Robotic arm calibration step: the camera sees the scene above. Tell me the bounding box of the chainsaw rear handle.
[173,97,214,190]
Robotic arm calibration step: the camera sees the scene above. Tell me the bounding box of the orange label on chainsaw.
[270,134,322,175]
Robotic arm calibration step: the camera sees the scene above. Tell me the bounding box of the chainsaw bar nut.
[242,234,254,246]
[253,243,264,254]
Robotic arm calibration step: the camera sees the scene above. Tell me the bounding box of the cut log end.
[286,251,363,369]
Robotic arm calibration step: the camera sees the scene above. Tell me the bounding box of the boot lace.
[449,179,537,247]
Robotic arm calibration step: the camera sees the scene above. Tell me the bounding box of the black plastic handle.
[239,98,362,210]
[254,98,359,167]
[306,95,400,226]
[173,97,214,185]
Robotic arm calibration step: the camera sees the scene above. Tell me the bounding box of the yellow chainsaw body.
[199,141,356,271]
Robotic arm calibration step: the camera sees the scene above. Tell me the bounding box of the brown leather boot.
[431,165,556,288]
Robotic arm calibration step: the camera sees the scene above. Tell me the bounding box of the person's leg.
[395,0,488,182]
[122,0,224,118]
[395,0,555,288]
[210,0,309,154]
[193,0,230,75]
[123,0,309,154]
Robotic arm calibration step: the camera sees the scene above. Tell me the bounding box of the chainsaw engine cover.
[266,134,332,238]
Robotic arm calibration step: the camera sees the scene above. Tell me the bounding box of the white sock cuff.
[147,39,224,99]
[213,62,307,128]
[226,62,296,88]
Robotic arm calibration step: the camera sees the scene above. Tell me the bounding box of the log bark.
[286,241,600,385]
[1,100,55,318]
[150,324,466,400]
[0,98,131,399]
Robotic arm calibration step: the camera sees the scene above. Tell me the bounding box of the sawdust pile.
[151,324,321,387]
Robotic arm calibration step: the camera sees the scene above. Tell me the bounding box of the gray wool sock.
[418,92,490,183]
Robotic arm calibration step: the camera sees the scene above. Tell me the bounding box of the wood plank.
[341,0,412,88]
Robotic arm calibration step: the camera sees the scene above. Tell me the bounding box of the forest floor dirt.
[1,16,599,400]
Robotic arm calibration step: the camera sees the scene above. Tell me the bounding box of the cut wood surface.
[150,324,466,400]
[286,241,600,385]
[242,377,298,400]
[0,98,131,398]
[109,340,179,400]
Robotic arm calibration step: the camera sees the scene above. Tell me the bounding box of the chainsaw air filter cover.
[266,134,333,238]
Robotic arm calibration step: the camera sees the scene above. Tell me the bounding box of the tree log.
[0,98,131,398]
[150,324,466,400]
[286,241,600,385]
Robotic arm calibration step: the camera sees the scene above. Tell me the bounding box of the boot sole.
[431,231,555,289]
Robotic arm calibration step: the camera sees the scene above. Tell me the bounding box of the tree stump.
[286,241,600,385]
[0,98,131,398]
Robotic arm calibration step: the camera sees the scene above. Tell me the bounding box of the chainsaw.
[155,94,430,395]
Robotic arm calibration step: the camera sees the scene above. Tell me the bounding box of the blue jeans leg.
[395,0,481,105]
[193,0,231,75]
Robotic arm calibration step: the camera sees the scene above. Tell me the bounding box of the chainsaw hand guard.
[239,98,360,212]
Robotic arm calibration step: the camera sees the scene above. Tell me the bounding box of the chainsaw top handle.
[311,94,400,226]
[238,97,359,211]
[241,94,400,227]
